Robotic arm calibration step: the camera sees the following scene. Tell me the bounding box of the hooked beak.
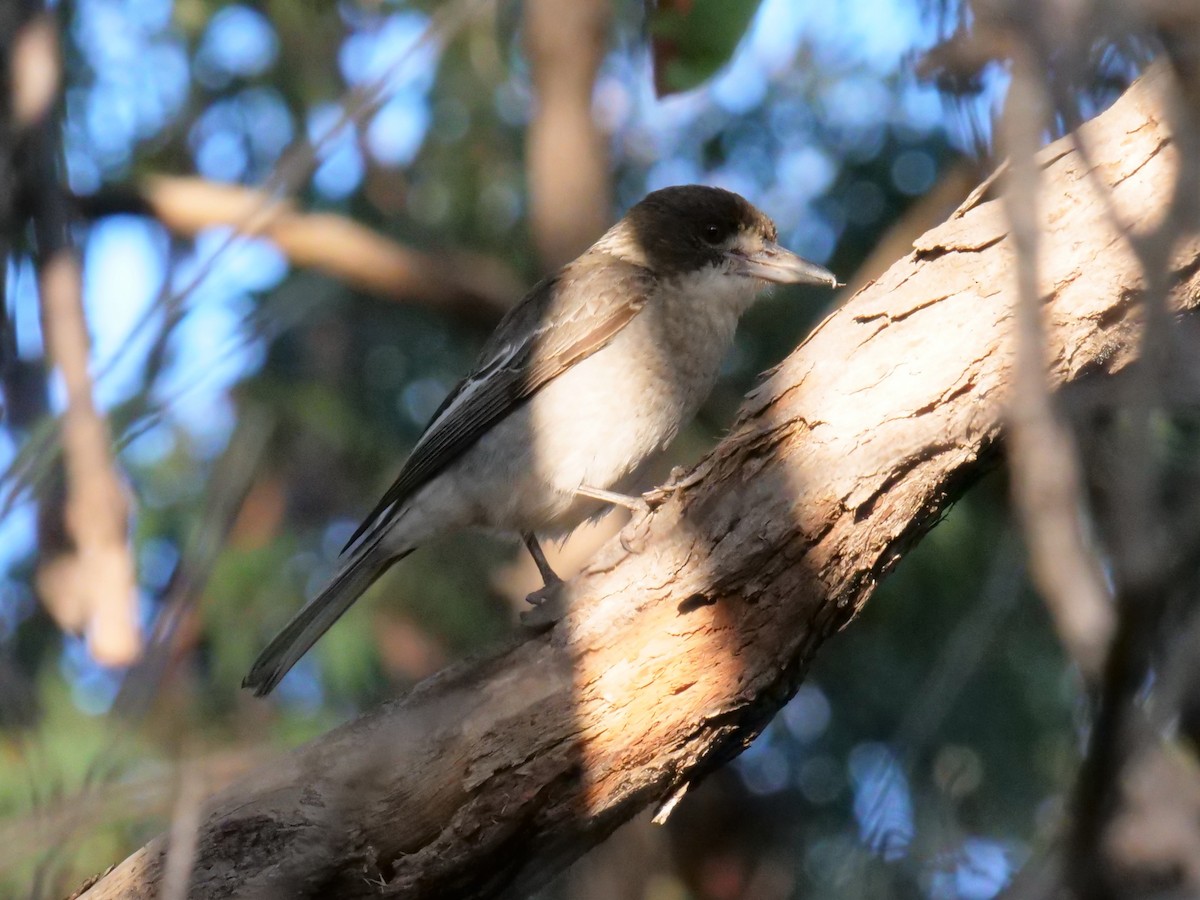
[730,243,841,288]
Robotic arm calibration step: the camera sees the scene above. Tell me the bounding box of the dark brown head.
[606,185,838,288]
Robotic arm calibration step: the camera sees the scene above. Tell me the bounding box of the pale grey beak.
[731,243,840,288]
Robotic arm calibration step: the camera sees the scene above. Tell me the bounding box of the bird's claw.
[619,527,647,554]
[521,580,567,629]
[641,465,703,509]
[629,495,654,516]
[640,486,671,509]
[622,466,708,553]
[620,510,655,554]
[525,577,562,606]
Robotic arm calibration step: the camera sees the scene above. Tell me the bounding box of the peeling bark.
[82,68,1199,899]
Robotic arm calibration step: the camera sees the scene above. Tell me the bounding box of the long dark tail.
[242,541,410,696]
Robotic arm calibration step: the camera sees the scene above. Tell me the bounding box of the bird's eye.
[702,223,723,244]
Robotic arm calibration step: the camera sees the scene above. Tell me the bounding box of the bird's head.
[603,185,839,300]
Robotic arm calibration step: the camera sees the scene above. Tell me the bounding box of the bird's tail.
[242,540,410,696]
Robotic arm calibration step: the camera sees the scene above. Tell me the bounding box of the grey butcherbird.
[244,185,839,696]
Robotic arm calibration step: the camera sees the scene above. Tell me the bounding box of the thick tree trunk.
[82,67,1197,899]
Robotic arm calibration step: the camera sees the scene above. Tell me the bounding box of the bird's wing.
[342,257,653,552]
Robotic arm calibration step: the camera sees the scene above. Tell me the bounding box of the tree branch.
[523,0,611,271]
[20,7,139,666]
[1002,44,1114,682]
[77,176,522,324]
[81,67,1196,899]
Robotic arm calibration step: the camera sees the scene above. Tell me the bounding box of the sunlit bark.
[81,67,1199,900]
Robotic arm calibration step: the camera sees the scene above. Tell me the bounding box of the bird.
[243,184,839,696]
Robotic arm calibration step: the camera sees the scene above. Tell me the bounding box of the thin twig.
[1001,44,1114,682]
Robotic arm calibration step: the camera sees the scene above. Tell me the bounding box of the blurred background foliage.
[0,0,1143,896]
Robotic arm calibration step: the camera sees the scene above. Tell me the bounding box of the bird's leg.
[575,484,652,516]
[523,533,562,601]
[520,533,568,629]
[576,484,655,553]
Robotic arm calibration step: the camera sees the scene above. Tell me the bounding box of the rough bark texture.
[83,68,1198,899]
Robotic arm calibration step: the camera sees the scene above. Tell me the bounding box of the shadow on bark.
[79,66,1200,899]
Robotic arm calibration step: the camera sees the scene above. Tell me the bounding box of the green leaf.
[649,0,763,96]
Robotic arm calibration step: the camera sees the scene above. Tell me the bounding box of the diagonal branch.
[81,67,1195,899]
[77,176,522,323]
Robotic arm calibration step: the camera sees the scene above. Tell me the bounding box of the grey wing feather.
[342,257,652,552]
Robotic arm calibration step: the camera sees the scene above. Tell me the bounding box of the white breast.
[527,268,756,524]
[402,266,760,540]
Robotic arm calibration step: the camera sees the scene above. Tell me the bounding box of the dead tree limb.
[82,67,1196,899]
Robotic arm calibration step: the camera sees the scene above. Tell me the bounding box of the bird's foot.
[574,484,657,553]
[621,466,706,553]
[525,576,562,605]
[620,495,664,553]
[521,579,567,630]
[642,465,705,507]
[619,516,652,554]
